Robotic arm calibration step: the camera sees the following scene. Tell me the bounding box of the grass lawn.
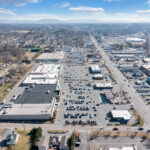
[48,130,68,134]
[6,130,31,150]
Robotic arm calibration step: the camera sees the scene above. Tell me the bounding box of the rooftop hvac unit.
[46,90,50,94]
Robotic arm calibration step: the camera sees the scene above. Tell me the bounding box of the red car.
[113,127,119,131]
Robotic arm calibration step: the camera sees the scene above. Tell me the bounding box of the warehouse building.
[36,51,64,63]
[0,84,57,120]
[22,64,62,85]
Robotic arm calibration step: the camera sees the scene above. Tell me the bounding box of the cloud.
[60,2,70,8]
[0,0,39,7]
[137,9,150,14]
[147,0,150,5]
[4,13,60,21]
[0,8,16,16]
[69,6,104,13]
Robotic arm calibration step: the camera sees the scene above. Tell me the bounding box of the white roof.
[94,74,103,78]
[143,58,150,62]
[0,104,54,115]
[141,64,150,70]
[37,51,64,61]
[23,64,61,85]
[111,110,131,120]
[109,147,136,150]
[91,65,100,71]
[96,83,112,88]
[126,38,145,42]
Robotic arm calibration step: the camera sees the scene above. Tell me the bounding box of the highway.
[91,36,150,127]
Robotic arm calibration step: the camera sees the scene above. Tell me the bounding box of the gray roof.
[11,84,57,104]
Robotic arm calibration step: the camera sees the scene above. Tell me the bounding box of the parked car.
[112,127,119,131]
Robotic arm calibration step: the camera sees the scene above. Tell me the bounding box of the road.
[91,36,150,127]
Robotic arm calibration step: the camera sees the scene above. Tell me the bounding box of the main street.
[91,36,150,127]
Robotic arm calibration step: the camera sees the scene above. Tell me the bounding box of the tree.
[31,127,42,147]
[69,132,76,150]
[9,68,17,76]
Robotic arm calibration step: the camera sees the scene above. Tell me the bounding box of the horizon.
[0,0,150,23]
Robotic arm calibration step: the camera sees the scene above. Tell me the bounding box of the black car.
[138,127,144,131]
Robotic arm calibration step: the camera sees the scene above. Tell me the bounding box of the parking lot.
[56,60,137,127]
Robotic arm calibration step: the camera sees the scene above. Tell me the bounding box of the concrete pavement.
[91,36,150,127]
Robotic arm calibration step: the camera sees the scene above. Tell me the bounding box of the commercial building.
[0,84,57,120]
[22,64,62,85]
[142,58,150,63]
[115,55,135,59]
[90,65,101,73]
[36,51,64,63]
[95,83,113,89]
[119,65,135,72]
[109,110,131,123]
[0,63,62,121]
[140,64,150,76]
[93,74,104,80]
[126,38,145,43]
[102,90,114,104]
[109,146,137,150]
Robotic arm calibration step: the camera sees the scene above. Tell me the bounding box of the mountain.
[0,19,62,24]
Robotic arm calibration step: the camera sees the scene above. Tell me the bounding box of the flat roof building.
[93,74,104,80]
[23,64,62,85]
[140,64,150,76]
[0,84,57,120]
[37,51,64,63]
[110,110,131,123]
[90,65,101,73]
[95,83,113,89]
[109,146,137,150]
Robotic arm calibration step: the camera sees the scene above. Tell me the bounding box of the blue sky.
[0,0,150,22]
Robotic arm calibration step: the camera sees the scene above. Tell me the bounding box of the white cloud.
[16,13,60,21]
[0,8,16,16]
[60,2,70,8]
[137,9,150,14]
[147,0,150,5]
[69,6,104,13]
[0,0,39,7]
[2,13,60,21]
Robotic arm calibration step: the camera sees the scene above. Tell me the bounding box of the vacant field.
[6,130,31,150]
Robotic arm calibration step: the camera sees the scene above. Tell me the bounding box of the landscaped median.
[48,130,68,134]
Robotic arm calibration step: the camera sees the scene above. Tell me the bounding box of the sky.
[0,0,150,23]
